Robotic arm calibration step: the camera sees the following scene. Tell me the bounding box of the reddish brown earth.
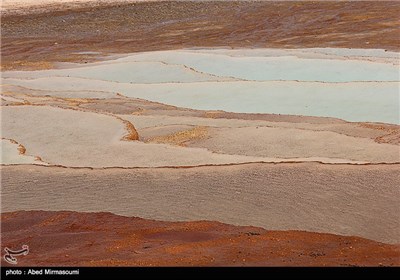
[1,211,399,267]
[1,1,400,70]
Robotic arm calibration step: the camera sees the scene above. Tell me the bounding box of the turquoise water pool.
[3,48,399,124]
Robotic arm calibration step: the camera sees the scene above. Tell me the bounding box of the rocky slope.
[2,211,399,266]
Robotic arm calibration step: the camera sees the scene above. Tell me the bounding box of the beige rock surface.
[2,164,399,243]
[1,106,271,167]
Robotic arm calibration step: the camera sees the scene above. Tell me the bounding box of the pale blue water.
[4,48,400,124]
[127,51,399,82]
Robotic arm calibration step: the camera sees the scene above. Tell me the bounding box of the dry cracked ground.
[1,0,400,266]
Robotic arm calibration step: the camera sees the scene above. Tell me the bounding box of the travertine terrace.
[1,0,399,267]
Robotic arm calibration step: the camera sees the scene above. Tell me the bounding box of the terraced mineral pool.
[3,48,399,124]
[0,139,46,165]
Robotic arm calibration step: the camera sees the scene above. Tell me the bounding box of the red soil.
[2,1,400,70]
[1,211,399,267]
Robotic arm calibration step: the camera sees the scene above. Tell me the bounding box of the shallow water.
[6,48,398,83]
[4,48,399,124]
[121,81,400,124]
[125,50,399,82]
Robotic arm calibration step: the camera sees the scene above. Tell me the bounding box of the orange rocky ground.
[1,211,399,267]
